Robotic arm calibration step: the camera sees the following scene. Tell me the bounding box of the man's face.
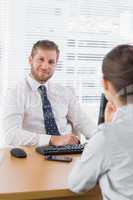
[29,48,58,83]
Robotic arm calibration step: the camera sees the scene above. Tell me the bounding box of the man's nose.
[42,62,49,69]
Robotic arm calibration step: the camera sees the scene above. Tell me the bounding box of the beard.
[31,67,54,83]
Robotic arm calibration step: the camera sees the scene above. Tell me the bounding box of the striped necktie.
[38,85,60,135]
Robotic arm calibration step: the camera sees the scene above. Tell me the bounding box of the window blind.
[0,0,9,93]
[1,0,133,105]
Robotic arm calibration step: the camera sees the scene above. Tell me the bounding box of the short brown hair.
[31,40,60,60]
[102,44,133,100]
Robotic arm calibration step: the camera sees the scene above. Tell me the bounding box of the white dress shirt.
[1,75,94,146]
[68,104,133,200]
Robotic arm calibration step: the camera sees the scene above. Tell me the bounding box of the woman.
[68,44,133,200]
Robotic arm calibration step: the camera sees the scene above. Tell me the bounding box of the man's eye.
[39,58,44,61]
[49,60,55,64]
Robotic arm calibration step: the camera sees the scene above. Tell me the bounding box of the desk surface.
[0,147,102,200]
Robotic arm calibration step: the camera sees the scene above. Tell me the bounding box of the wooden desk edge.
[0,185,101,200]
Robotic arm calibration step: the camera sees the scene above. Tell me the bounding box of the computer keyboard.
[35,143,86,155]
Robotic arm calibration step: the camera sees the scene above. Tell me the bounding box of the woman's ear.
[102,78,109,91]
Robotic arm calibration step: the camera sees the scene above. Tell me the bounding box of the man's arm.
[1,87,51,146]
[67,87,96,139]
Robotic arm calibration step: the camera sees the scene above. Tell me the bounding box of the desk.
[0,147,102,200]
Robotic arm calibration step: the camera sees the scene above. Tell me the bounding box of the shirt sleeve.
[68,129,111,193]
[67,87,96,139]
[1,86,51,146]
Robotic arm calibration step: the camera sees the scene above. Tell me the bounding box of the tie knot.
[39,85,46,91]
[38,85,47,95]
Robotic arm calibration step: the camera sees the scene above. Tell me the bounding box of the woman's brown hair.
[102,44,133,99]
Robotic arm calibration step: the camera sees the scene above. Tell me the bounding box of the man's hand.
[49,134,80,146]
[105,101,116,123]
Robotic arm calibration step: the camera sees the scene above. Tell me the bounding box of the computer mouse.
[10,148,27,158]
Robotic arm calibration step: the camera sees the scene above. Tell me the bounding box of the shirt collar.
[112,104,133,122]
[26,74,48,92]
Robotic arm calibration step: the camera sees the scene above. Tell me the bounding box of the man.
[2,40,94,146]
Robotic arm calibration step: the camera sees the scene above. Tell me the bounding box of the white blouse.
[68,104,133,200]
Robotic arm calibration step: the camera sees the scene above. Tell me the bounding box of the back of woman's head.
[102,44,133,100]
